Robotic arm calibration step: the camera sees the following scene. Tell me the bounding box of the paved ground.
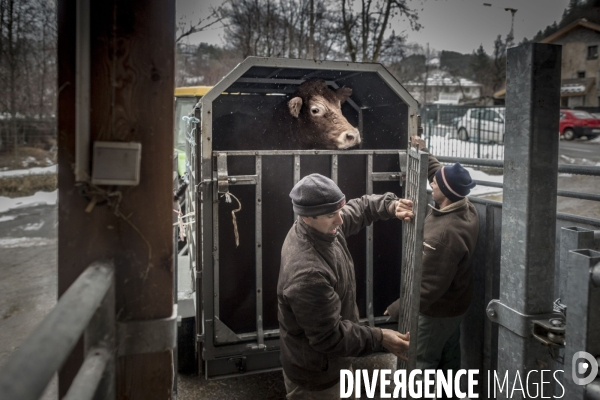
[0,140,598,399]
[0,204,58,400]
[559,137,600,163]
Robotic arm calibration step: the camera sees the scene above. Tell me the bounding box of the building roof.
[540,18,600,44]
[492,78,595,99]
[405,70,482,88]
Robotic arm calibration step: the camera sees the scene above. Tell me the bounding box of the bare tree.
[177,3,227,43]
[340,0,420,62]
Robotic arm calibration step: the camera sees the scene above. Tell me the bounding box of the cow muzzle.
[336,128,361,149]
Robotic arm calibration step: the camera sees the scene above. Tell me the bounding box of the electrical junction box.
[91,141,142,186]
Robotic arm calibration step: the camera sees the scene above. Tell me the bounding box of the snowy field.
[0,190,58,214]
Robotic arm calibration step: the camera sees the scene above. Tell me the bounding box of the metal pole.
[477,110,481,159]
[75,0,90,182]
[563,249,600,399]
[495,43,562,399]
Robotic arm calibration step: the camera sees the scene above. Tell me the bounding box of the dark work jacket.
[388,152,479,319]
[277,193,398,391]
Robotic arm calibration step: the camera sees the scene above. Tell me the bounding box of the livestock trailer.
[178,57,421,378]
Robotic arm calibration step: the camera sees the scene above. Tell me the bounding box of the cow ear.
[288,97,302,118]
[336,87,352,103]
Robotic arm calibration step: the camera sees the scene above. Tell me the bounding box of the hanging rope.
[221,191,242,247]
[173,205,195,241]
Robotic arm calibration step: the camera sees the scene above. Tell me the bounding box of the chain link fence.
[0,118,56,154]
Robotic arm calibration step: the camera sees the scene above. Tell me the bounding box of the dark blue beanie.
[290,174,346,216]
[434,163,476,202]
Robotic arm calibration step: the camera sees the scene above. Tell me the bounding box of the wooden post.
[57,1,175,397]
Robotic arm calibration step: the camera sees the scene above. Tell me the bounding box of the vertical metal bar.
[366,154,375,328]
[213,159,220,318]
[358,109,364,139]
[477,111,481,159]
[201,155,215,376]
[255,155,264,347]
[483,204,497,392]
[331,155,338,184]
[75,0,90,182]
[293,154,301,222]
[558,227,595,301]
[563,249,600,399]
[496,43,561,399]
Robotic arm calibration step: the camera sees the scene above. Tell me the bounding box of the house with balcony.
[496,18,600,108]
[541,18,600,108]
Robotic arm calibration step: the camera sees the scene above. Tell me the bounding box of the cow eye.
[311,107,321,115]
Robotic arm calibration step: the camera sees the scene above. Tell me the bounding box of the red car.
[559,109,600,140]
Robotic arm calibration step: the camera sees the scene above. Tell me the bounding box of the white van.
[455,107,505,143]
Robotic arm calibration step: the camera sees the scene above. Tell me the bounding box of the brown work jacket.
[277,193,397,391]
[388,153,479,319]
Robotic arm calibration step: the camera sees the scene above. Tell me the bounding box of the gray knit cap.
[290,173,346,217]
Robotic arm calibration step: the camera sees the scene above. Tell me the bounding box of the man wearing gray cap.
[277,173,413,399]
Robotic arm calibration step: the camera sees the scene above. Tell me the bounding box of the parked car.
[560,109,600,140]
[455,107,505,143]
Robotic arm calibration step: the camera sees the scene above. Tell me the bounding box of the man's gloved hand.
[381,329,410,361]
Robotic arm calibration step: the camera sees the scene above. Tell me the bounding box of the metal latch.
[532,318,565,347]
[486,299,564,338]
[216,152,229,194]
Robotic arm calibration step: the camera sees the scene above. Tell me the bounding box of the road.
[559,138,600,163]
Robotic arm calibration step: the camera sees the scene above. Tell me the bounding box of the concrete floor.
[0,205,58,399]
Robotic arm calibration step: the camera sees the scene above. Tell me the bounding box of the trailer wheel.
[177,317,197,374]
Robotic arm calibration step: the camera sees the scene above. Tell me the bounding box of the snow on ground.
[0,237,56,248]
[426,133,505,160]
[0,190,57,214]
[0,164,56,178]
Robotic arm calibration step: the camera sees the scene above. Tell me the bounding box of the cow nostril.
[346,134,355,141]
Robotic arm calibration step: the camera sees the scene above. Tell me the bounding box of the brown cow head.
[287,79,361,149]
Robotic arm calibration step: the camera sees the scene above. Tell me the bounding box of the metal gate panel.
[200,149,406,377]
[397,147,428,372]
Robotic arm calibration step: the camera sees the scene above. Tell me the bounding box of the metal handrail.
[0,261,115,400]
[437,155,600,176]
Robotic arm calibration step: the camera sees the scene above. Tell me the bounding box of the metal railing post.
[563,249,600,399]
[490,43,562,399]
[477,110,481,159]
[0,262,115,400]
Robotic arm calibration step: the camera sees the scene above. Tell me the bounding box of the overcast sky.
[177,0,570,55]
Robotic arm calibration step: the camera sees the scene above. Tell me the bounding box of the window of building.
[588,45,598,59]
[578,71,586,78]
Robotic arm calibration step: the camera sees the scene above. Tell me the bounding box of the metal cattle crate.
[187,57,420,378]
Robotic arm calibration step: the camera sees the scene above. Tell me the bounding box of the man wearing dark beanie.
[386,136,479,400]
[277,173,413,399]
